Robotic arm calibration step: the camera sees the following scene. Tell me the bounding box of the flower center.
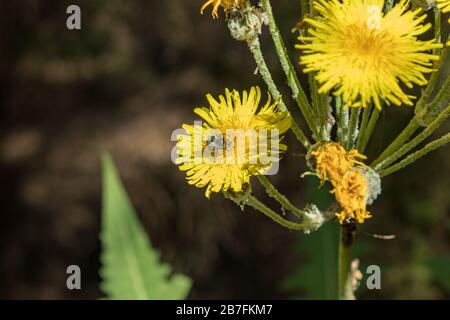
[340,24,393,71]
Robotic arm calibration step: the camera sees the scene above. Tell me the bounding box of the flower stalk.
[245,195,317,231]
[380,131,450,177]
[356,107,380,153]
[338,223,356,300]
[375,103,450,172]
[247,37,311,149]
[261,0,320,140]
[257,175,326,232]
[347,108,361,150]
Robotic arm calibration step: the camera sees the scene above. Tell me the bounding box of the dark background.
[0,0,449,299]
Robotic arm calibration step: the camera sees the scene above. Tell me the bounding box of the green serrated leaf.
[100,154,192,300]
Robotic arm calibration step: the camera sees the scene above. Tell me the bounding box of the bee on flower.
[175,87,291,198]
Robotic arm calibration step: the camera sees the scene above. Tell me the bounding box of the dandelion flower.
[296,0,442,110]
[176,87,291,198]
[334,169,372,224]
[200,0,247,19]
[437,0,450,13]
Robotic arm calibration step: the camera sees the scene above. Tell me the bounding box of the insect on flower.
[175,87,291,198]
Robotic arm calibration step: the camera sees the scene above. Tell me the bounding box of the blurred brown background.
[0,0,449,299]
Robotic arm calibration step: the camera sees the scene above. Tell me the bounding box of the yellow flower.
[334,169,372,224]
[176,87,291,198]
[436,0,450,45]
[200,0,247,19]
[437,0,450,12]
[311,142,366,184]
[310,142,371,224]
[296,0,442,110]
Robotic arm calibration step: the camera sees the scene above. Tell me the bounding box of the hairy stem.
[379,132,450,177]
[347,108,361,150]
[370,117,420,167]
[357,108,380,153]
[247,37,311,149]
[338,224,356,300]
[246,195,312,231]
[257,175,305,218]
[375,103,450,171]
[261,0,320,140]
[415,44,448,119]
[336,96,349,147]
[427,74,450,115]
[356,104,373,150]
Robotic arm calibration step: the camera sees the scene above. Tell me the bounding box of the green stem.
[309,74,321,120]
[380,132,450,177]
[257,175,305,218]
[247,37,311,149]
[300,0,308,16]
[309,77,332,141]
[261,0,320,140]
[246,195,312,231]
[347,108,361,150]
[434,7,441,45]
[357,108,380,153]
[427,74,450,114]
[320,94,333,141]
[336,96,349,147]
[370,117,420,167]
[375,103,450,171]
[415,43,449,125]
[338,225,355,300]
[356,104,373,150]
[257,175,328,231]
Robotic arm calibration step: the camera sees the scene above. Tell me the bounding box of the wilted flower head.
[201,0,248,19]
[309,142,373,224]
[310,142,366,184]
[334,168,372,224]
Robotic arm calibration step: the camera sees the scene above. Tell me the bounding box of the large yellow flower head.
[176,87,291,198]
[200,0,247,19]
[296,0,442,110]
